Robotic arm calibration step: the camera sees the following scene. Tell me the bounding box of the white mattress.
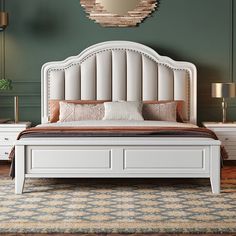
[38,120,198,128]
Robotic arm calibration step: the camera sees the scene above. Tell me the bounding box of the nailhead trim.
[45,48,192,120]
[47,48,190,73]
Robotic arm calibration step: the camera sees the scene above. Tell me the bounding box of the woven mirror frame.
[80,0,158,27]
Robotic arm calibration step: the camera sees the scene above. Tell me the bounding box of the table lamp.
[212,83,236,123]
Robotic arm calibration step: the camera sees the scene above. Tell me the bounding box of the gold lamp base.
[14,96,19,123]
[222,98,227,123]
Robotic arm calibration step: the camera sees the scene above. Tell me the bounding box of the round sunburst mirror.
[80,0,158,27]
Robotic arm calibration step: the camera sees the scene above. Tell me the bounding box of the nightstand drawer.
[203,122,236,160]
[217,135,236,142]
[221,141,236,149]
[0,132,18,144]
[0,146,12,160]
[0,122,31,161]
[224,150,236,160]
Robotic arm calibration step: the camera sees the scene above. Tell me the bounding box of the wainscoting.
[0,81,40,125]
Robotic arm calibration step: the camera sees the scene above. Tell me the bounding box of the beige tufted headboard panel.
[41,41,197,124]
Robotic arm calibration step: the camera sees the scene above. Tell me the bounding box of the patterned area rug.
[0,178,236,234]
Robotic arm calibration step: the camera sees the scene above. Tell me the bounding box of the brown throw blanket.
[9,126,228,178]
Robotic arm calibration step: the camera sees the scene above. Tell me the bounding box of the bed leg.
[210,145,221,194]
[15,145,25,194]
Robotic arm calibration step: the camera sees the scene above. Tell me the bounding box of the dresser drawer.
[0,146,12,160]
[0,132,18,145]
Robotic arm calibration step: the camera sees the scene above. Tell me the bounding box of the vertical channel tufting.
[81,55,96,100]
[42,42,196,124]
[49,70,65,99]
[112,50,127,101]
[142,56,158,100]
[158,64,174,100]
[174,70,189,120]
[126,51,142,101]
[96,51,112,100]
[65,65,81,100]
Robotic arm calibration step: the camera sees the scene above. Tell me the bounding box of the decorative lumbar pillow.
[103,101,144,121]
[143,100,185,122]
[49,100,108,123]
[142,101,177,121]
[59,101,105,122]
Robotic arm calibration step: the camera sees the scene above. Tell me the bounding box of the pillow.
[49,100,108,123]
[103,101,144,121]
[143,100,185,122]
[59,101,105,122]
[142,102,177,122]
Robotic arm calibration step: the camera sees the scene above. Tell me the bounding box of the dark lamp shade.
[211,83,236,98]
[0,11,9,31]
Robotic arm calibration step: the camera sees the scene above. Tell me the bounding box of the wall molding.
[0,93,40,97]
[0,105,40,108]
[11,81,40,84]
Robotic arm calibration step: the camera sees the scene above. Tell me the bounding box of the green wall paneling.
[0,0,235,124]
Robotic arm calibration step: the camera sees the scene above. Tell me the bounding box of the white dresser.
[203,122,236,160]
[0,122,31,160]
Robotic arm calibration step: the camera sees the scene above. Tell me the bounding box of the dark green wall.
[0,0,235,125]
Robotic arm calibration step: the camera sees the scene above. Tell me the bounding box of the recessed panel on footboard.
[124,146,210,174]
[26,146,112,174]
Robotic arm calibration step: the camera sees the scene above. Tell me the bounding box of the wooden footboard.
[15,137,221,194]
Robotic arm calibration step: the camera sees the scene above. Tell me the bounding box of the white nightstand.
[0,121,31,160]
[203,122,236,160]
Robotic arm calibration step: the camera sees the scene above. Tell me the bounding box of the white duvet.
[38,120,198,128]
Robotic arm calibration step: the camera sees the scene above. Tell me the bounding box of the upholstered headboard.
[41,41,197,124]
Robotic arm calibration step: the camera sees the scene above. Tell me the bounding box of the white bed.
[15,41,221,194]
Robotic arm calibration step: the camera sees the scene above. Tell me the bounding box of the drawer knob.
[4,152,9,155]
[4,137,9,141]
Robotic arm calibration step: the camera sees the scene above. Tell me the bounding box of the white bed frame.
[15,41,221,194]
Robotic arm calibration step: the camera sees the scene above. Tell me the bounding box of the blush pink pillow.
[49,100,108,123]
[142,102,177,121]
[143,100,184,122]
[59,101,105,122]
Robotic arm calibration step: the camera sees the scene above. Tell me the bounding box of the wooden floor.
[0,162,11,177]
[0,161,236,236]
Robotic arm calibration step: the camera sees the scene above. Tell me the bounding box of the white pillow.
[103,101,144,121]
